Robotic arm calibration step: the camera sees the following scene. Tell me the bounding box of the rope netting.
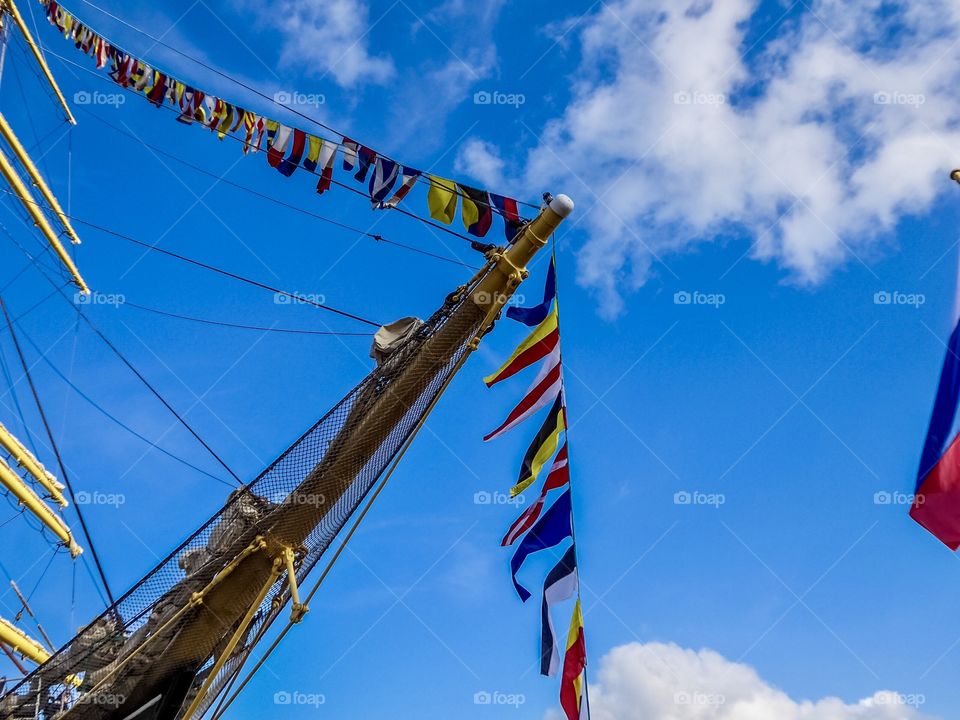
[0,267,493,720]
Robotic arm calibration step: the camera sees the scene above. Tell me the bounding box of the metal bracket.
[281,547,308,624]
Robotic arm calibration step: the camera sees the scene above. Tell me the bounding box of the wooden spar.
[1,0,76,124]
[0,641,29,675]
[274,194,576,548]
[0,111,82,245]
[0,455,82,556]
[0,421,67,508]
[10,580,56,652]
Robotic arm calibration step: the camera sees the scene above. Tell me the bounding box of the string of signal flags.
[482,257,589,720]
[38,0,528,244]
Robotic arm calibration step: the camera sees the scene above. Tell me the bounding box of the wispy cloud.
[458,0,960,316]
[233,0,396,87]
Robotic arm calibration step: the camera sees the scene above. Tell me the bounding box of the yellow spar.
[0,146,89,293]
[0,456,82,557]
[0,111,82,245]
[0,617,49,665]
[1,0,76,124]
[0,421,67,507]
[0,616,82,688]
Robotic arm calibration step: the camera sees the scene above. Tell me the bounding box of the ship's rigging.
[0,0,581,717]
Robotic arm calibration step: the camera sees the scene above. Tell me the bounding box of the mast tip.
[549,194,574,218]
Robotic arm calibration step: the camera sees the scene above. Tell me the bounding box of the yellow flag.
[427,176,458,224]
[484,305,559,387]
[510,397,565,497]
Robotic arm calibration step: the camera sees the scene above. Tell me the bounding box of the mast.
[0,618,49,667]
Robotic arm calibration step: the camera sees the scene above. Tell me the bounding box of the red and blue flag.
[912,285,960,549]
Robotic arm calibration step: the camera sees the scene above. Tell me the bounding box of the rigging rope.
[122,301,375,337]
[14,321,235,488]
[0,331,41,457]
[0,185,384,328]
[0,261,32,293]
[0,297,116,607]
[1,229,246,489]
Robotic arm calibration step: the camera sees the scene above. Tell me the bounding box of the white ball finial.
[549,194,574,218]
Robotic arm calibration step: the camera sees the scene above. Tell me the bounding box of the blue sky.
[1,0,960,718]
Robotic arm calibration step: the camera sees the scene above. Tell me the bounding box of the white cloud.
[236,0,395,87]
[455,138,507,188]
[458,1,960,316]
[547,641,934,720]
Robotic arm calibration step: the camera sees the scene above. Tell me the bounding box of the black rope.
[0,185,384,328]
[122,301,375,336]
[0,340,40,457]
[14,322,235,488]
[25,551,57,603]
[98,233,383,328]
[0,297,116,607]
[60,303,246,484]
[1,261,34,294]
[1,230,246,488]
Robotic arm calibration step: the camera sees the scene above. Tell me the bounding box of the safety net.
[1,266,493,720]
